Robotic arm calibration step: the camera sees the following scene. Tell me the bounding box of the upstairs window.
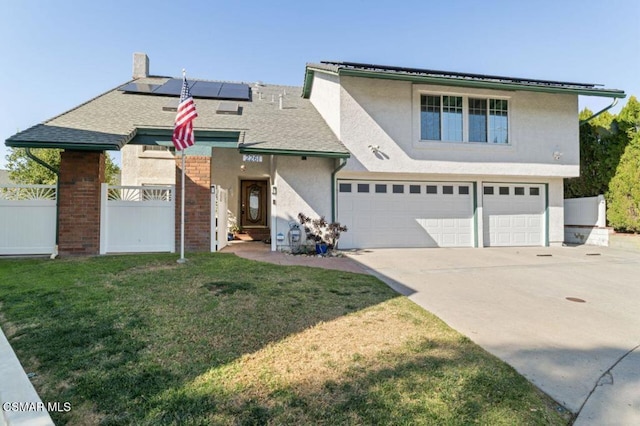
[421,95,463,141]
[420,95,508,144]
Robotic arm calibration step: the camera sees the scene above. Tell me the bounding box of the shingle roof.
[303,61,626,99]
[6,77,348,157]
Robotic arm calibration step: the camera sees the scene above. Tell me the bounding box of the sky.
[1,0,638,169]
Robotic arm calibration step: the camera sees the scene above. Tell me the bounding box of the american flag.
[172,76,198,151]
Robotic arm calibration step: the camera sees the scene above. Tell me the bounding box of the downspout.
[331,158,348,222]
[25,148,59,259]
[579,98,618,126]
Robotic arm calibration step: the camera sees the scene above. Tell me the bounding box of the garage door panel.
[338,180,474,249]
[483,184,545,247]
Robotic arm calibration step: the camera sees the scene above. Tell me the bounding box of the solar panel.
[119,78,251,101]
[118,82,161,93]
[152,78,187,96]
[190,81,222,98]
[218,83,251,100]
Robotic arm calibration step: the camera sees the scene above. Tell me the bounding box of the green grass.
[0,253,569,425]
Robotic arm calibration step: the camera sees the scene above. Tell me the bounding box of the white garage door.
[337,180,474,249]
[482,184,545,247]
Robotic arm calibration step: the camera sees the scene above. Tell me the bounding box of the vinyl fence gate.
[100,184,175,254]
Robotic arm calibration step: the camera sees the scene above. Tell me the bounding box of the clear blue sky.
[1,0,638,168]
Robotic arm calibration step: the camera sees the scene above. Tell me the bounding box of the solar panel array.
[119,79,251,101]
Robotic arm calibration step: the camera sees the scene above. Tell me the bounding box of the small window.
[484,186,494,195]
[339,183,351,193]
[375,184,387,194]
[530,187,540,196]
[143,145,169,152]
[499,187,510,195]
[409,185,421,194]
[443,186,454,195]
[392,184,404,194]
[426,185,438,194]
[459,186,469,195]
[514,187,525,195]
[357,184,370,193]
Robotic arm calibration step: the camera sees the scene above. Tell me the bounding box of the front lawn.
[0,254,568,425]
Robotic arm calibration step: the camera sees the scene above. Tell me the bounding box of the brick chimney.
[132,52,149,79]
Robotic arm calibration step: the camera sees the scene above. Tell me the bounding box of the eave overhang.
[303,64,626,99]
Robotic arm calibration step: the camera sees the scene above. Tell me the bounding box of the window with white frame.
[420,94,508,144]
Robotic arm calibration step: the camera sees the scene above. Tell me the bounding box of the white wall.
[210,148,271,229]
[548,178,564,246]
[273,156,334,250]
[329,75,579,178]
[565,195,606,227]
[121,145,176,186]
[309,72,341,139]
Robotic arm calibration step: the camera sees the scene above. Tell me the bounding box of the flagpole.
[178,68,187,264]
[173,68,196,264]
[178,149,186,263]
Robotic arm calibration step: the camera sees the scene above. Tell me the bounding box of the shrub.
[607,132,640,232]
[297,213,348,249]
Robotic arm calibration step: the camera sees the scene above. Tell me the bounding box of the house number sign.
[243,154,263,163]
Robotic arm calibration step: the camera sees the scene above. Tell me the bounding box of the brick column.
[175,156,211,252]
[58,150,105,256]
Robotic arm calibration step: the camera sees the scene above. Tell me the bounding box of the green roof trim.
[239,146,350,158]
[130,128,241,148]
[303,63,626,99]
[5,124,134,151]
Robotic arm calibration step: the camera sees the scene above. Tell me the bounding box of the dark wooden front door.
[240,180,268,228]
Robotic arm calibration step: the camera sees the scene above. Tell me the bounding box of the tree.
[606,97,640,232]
[564,97,639,199]
[607,132,640,232]
[6,148,120,185]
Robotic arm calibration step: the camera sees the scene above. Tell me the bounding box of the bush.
[297,213,348,249]
[607,132,640,232]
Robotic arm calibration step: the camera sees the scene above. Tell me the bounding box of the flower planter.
[315,243,328,255]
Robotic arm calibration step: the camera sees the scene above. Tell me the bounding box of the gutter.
[331,158,348,222]
[25,148,59,259]
[579,98,619,126]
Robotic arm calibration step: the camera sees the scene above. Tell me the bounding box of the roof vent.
[162,99,179,112]
[216,101,241,115]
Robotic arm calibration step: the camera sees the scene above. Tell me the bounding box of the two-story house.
[6,54,624,254]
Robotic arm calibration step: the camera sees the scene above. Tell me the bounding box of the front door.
[240,180,268,228]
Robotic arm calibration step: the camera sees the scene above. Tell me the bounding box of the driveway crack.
[571,343,640,424]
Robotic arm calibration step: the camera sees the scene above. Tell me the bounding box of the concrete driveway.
[347,246,640,425]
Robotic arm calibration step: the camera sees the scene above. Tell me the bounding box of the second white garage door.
[337,180,474,249]
[482,183,546,247]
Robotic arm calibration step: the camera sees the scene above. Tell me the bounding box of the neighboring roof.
[303,61,626,99]
[6,77,349,157]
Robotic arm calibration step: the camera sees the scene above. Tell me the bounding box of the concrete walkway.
[221,241,367,274]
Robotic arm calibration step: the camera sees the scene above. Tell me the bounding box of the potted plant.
[297,213,348,255]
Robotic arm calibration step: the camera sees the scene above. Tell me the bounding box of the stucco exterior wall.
[548,177,565,246]
[210,148,271,230]
[336,75,579,178]
[309,72,341,138]
[121,145,176,186]
[273,156,334,250]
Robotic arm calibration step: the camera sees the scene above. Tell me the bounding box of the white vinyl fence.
[212,186,229,252]
[564,195,608,246]
[0,185,56,255]
[100,184,175,254]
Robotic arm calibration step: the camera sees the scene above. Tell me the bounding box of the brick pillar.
[58,150,105,256]
[175,156,211,252]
